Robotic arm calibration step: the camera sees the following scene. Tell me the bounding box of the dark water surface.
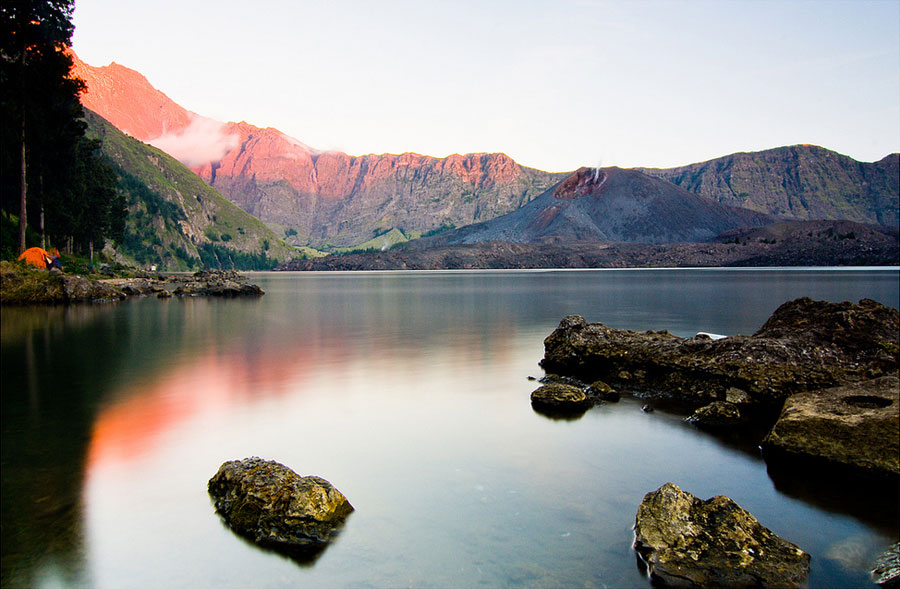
[2,268,898,588]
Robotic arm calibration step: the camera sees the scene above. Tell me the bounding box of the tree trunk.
[89,240,94,262]
[40,200,45,250]
[18,43,27,253]
[18,110,27,253]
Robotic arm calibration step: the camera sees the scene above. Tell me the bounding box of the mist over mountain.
[71,53,898,266]
[72,53,563,250]
[84,110,295,270]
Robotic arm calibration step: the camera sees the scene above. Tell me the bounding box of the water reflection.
[2,269,898,588]
[1,304,123,588]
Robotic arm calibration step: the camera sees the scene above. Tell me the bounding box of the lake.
[2,268,898,588]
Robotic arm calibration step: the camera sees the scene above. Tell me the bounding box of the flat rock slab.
[540,298,899,406]
[763,376,899,477]
[208,458,353,555]
[634,482,810,587]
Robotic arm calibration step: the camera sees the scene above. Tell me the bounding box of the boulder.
[634,482,810,587]
[529,383,593,413]
[208,458,353,556]
[686,401,743,429]
[588,379,620,402]
[540,298,899,407]
[762,376,899,478]
[872,541,900,587]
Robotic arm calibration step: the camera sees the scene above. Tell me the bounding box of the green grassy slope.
[84,109,301,270]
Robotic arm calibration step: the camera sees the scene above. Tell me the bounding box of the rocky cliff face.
[71,53,562,249]
[198,129,559,248]
[641,145,899,227]
[71,53,194,140]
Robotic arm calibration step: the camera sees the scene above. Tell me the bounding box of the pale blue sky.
[72,0,900,172]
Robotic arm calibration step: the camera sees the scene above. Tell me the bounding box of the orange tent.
[18,247,61,270]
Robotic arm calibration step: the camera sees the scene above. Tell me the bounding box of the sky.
[72,0,900,172]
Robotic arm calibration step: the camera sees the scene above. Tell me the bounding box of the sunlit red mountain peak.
[70,52,560,248]
[70,52,193,141]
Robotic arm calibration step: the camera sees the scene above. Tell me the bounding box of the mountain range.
[640,145,898,227]
[420,166,772,246]
[70,53,898,267]
[72,54,563,251]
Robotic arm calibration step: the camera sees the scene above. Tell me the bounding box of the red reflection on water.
[86,348,314,468]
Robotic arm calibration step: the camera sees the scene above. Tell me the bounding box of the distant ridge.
[640,145,899,227]
[418,166,772,245]
[71,53,898,256]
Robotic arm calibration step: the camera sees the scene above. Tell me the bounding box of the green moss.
[0,261,65,304]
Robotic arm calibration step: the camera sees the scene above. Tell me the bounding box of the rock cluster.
[1,262,266,304]
[540,298,898,407]
[537,297,900,478]
[1,261,126,304]
[633,482,810,587]
[208,458,353,557]
[171,270,264,297]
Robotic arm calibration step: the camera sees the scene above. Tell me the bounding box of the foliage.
[83,111,297,270]
[0,0,123,256]
[0,209,40,260]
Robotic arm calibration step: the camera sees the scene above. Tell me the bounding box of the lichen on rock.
[763,376,899,478]
[634,482,810,587]
[540,298,899,407]
[208,457,353,558]
[529,383,593,416]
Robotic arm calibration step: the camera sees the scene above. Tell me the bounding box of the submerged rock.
[633,482,810,587]
[763,376,899,478]
[208,458,353,556]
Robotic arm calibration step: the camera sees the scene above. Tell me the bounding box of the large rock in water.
[540,298,899,406]
[763,376,899,478]
[529,383,593,413]
[633,482,810,587]
[208,458,353,555]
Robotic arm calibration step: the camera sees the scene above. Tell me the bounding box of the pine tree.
[1,0,122,259]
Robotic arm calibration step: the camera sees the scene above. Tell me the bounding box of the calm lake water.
[2,268,898,588]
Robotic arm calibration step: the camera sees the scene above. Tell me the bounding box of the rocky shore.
[278,221,899,271]
[0,262,263,304]
[537,297,899,478]
[535,297,898,585]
